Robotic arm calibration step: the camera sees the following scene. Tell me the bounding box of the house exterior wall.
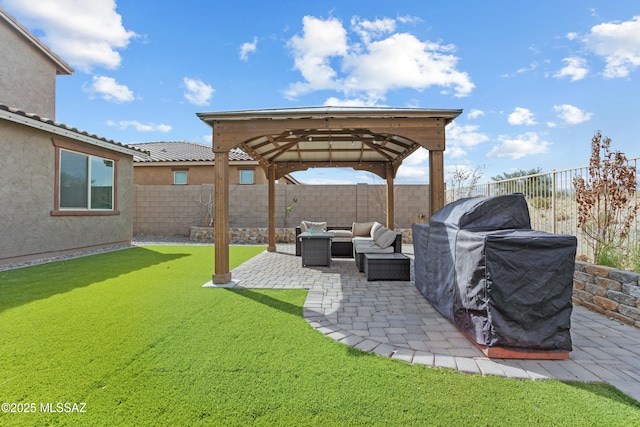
[133,162,269,185]
[133,183,431,236]
[0,18,57,118]
[0,120,135,265]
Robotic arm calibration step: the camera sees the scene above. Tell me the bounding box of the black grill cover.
[413,194,576,352]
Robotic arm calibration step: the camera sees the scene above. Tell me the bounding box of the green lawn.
[0,246,638,426]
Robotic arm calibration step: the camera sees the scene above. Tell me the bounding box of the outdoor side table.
[363,253,410,281]
[299,231,334,267]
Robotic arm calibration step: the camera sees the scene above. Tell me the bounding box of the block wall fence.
[133,183,431,237]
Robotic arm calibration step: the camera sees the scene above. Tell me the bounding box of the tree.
[446,164,486,202]
[573,131,639,263]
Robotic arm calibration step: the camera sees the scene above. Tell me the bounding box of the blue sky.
[2,0,639,185]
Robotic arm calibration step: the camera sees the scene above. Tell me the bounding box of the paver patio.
[229,244,640,402]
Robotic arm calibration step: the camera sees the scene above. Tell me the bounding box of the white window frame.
[173,170,188,185]
[239,169,255,185]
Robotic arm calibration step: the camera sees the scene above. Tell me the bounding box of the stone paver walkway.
[228,244,640,402]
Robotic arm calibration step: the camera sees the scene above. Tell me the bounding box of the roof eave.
[0,107,147,158]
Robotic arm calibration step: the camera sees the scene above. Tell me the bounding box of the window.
[174,170,187,185]
[59,149,114,209]
[52,139,120,216]
[239,169,254,184]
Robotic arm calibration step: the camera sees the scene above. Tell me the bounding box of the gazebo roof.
[197,106,461,179]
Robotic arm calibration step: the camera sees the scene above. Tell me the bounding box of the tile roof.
[0,103,147,157]
[132,141,254,163]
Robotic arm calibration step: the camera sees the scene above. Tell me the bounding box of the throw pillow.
[370,222,383,238]
[375,228,397,249]
[372,224,387,241]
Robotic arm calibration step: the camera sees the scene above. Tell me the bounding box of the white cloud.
[323,97,371,107]
[183,77,215,106]
[239,37,258,61]
[86,75,134,103]
[396,15,422,25]
[487,132,551,159]
[351,16,395,44]
[584,16,640,78]
[467,109,484,119]
[3,0,137,72]
[508,107,537,125]
[445,122,490,158]
[285,16,348,97]
[396,165,429,180]
[403,147,429,166]
[502,62,538,78]
[444,146,468,159]
[107,120,171,132]
[552,104,593,124]
[285,15,474,103]
[554,57,589,81]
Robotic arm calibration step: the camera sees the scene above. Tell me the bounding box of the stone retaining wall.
[190,226,415,245]
[573,261,640,328]
[190,227,297,244]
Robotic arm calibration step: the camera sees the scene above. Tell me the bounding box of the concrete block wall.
[134,183,431,236]
[573,261,640,328]
[134,184,213,236]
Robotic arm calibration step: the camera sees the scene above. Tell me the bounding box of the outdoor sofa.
[295,220,402,260]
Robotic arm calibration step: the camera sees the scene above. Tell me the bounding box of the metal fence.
[445,158,639,261]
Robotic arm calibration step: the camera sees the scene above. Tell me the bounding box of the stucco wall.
[133,183,431,236]
[0,18,57,118]
[0,120,135,265]
[133,162,269,185]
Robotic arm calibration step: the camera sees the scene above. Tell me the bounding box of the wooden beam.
[272,161,389,180]
[267,165,276,252]
[386,163,395,229]
[212,148,231,284]
[211,118,446,150]
[429,150,445,217]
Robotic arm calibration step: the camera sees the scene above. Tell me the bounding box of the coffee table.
[363,253,410,281]
[298,231,334,267]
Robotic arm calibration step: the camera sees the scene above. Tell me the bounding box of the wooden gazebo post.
[212,141,233,284]
[429,149,445,216]
[386,162,395,229]
[267,164,276,252]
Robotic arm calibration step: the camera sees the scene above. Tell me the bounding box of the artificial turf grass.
[0,246,639,426]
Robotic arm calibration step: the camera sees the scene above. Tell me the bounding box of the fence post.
[552,170,557,234]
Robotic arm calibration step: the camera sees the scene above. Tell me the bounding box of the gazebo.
[196,106,462,284]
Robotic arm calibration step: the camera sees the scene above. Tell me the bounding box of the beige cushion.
[375,228,397,249]
[331,229,353,242]
[352,222,375,237]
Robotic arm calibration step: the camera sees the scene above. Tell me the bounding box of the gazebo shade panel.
[197,107,462,179]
